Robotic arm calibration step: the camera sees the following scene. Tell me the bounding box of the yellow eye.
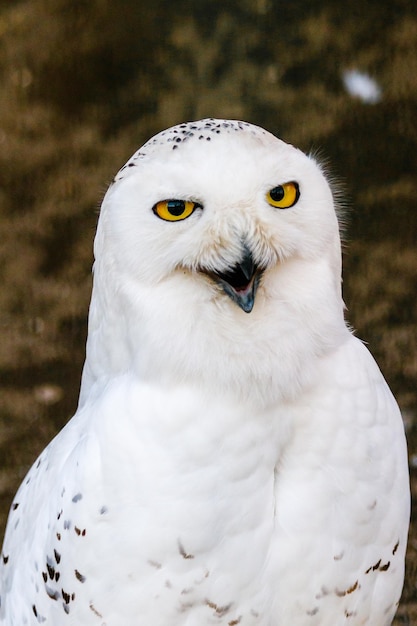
[152,199,201,222]
[266,182,299,209]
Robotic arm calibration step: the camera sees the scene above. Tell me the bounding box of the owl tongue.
[209,246,262,314]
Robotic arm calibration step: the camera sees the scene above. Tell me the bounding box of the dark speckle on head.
[112,118,266,182]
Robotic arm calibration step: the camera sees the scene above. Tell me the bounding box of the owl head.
[80,119,348,406]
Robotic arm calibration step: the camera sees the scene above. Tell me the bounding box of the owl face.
[82,119,346,403]
[99,119,340,315]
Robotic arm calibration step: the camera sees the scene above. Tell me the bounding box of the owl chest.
[65,409,281,625]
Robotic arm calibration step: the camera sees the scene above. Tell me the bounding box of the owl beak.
[205,246,262,313]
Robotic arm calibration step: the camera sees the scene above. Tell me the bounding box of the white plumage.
[0,119,410,625]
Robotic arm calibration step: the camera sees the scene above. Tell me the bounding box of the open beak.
[202,246,263,313]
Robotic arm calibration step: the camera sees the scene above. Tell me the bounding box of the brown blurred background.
[0,0,416,621]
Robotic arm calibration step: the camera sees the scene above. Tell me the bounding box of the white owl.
[0,119,410,626]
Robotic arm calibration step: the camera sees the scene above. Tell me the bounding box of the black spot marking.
[307,608,319,616]
[229,619,241,625]
[54,549,61,564]
[178,540,194,559]
[72,493,82,503]
[379,561,390,571]
[75,569,86,583]
[47,563,55,580]
[315,586,329,599]
[347,581,359,594]
[63,520,71,530]
[205,600,232,616]
[32,603,47,622]
[42,572,48,583]
[345,610,356,618]
[56,532,61,541]
[55,572,60,582]
[393,541,399,555]
[89,603,103,618]
[335,581,358,597]
[2,554,9,565]
[62,589,71,604]
[12,502,19,510]
[74,526,86,536]
[100,506,108,515]
[57,509,63,520]
[113,119,267,181]
[63,603,70,614]
[45,585,59,601]
[365,558,382,574]
[333,551,344,561]
[194,569,210,585]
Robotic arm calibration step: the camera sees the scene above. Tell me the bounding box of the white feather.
[0,119,409,625]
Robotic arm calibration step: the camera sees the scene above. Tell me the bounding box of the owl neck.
[78,253,349,410]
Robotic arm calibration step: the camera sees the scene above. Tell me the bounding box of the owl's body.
[0,119,409,625]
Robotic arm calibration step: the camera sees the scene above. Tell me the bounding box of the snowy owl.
[0,119,410,626]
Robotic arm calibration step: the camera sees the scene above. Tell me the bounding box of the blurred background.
[0,0,416,621]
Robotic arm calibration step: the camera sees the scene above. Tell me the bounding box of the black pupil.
[167,200,186,216]
[270,186,285,202]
